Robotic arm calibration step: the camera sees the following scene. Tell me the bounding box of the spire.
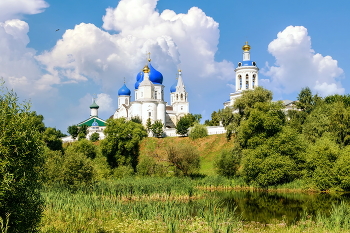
[242,41,251,61]
[176,69,186,92]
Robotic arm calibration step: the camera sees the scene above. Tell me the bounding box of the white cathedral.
[113,58,189,128]
[224,41,259,107]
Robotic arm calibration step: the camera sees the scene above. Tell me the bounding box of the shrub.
[166,144,200,176]
[90,132,100,142]
[214,149,240,177]
[113,166,134,179]
[65,139,97,159]
[0,86,45,232]
[189,123,208,140]
[137,156,168,177]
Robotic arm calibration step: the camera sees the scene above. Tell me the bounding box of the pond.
[211,190,350,224]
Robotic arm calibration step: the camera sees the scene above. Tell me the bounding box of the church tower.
[225,42,259,107]
[171,70,189,116]
[117,82,131,108]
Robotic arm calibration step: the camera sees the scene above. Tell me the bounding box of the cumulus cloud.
[263,26,344,96]
[36,0,235,96]
[0,0,48,21]
[0,19,58,96]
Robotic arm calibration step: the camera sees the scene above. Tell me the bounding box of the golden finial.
[143,65,150,73]
[147,52,151,62]
[242,41,251,51]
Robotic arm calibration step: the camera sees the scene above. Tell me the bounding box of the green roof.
[78,116,106,127]
[90,100,99,109]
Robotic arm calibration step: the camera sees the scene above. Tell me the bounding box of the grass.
[39,177,350,232]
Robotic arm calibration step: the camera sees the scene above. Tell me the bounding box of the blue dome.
[118,84,131,96]
[170,82,177,93]
[149,63,163,84]
[238,61,257,67]
[92,119,99,127]
[136,71,143,82]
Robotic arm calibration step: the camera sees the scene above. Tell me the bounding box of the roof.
[90,100,99,109]
[78,116,106,127]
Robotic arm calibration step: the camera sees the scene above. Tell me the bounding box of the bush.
[113,166,134,179]
[166,144,200,176]
[65,139,97,159]
[0,87,45,232]
[90,132,100,142]
[189,123,208,140]
[214,149,240,177]
[137,156,168,177]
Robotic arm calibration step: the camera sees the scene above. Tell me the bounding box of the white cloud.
[263,25,344,97]
[0,0,48,21]
[96,93,114,114]
[36,0,235,96]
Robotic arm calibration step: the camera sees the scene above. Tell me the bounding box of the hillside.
[139,134,233,175]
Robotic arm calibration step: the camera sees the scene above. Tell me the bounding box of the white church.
[113,57,189,128]
[63,42,265,141]
[224,41,259,108]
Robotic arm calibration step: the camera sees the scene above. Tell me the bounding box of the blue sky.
[0,0,349,132]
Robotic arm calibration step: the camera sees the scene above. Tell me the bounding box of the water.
[212,190,350,224]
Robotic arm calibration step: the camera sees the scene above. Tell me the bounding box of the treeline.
[214,86,350,191]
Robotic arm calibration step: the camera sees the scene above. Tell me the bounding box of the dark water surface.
[210,191,350,224]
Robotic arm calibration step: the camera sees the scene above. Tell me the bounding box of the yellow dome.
[143,65,150,73]
[242,41,251,51]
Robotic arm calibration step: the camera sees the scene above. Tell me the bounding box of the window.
[181,106,183,110]
[246,81,249,89]
[149,112,151,117]
[125,98,128,105]
[239,75,242,90]
[181,94,183,100]
[155,91,157,99]
[252,74,256,88]
[176,94,178,100]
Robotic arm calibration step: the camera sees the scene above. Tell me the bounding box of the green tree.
[166,144,200,176]
[233,86,273,118]
[100,118,147,170]
[296,87,322,114]
[146,118,152,133]
[130,116,142,124]
[65,139,97,159]
[67,125,79,139]
[151,120,164,138]
[90,132,100,142]
[176,114,198,136]
[214,149,241,177]
[42,127,63,151]
[189,123,208,140]
[78,124,88,140]
[0,86,44,232]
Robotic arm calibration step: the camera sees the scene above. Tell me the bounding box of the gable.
[78,116,106,127]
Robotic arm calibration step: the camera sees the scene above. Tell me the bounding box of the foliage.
[136,157,168,177]
[43,149,95,190]
[233,86,273,118]
[176,114,199,136]
[89,132,100,142]
[0,86,44,232]
[166,144,200,176]
[67,125,79,139]
[65,139,97,159]
[78,124,88,140]
[100,118,147,170]
[42,127,63,151]
[151,120,164,138]
[146,118,152,133]
[189,123,208,140]
[130,116,142,124]
[334,146,350,190]
[214,149,240,177]
[112,166,134,179]
[296,87,322,114]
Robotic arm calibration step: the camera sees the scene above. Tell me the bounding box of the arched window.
[246,74,249,89]
[176,94,178,100]
[252,74,256,88]
[181,106,183,110]
[125,98,128,105]
[155,91,157,99]
[239,75,242,90]
[181,94,183,100]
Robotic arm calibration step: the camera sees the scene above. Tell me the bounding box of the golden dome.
[242,41,251,51]
[143,65,150,73]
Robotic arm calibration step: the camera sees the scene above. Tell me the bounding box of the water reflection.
[212,191,350,224]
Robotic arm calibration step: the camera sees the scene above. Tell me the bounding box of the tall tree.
[0,86,44,232]
[100,118,147,170]
[67,125,79,139]
[151,120,164,138]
